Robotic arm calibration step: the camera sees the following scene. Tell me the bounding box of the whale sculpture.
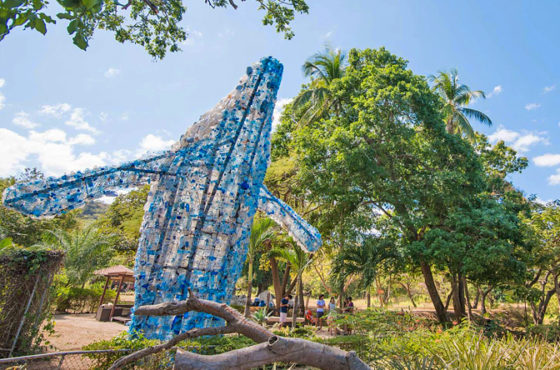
[2,57,322,340]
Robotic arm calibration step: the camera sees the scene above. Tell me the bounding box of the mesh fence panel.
[0,349,176,369]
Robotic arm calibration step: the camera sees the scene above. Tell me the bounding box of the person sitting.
[305,309,318,325]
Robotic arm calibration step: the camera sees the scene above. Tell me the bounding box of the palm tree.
[50,227,114,288]
[332,243,377,308]
[244,217,276,317]
[429,69,492,140]
[292,46,347,123]
[272,240,312,328]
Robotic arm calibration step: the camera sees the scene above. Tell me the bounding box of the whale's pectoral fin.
[257,185,322,253]
[2,151,177,218]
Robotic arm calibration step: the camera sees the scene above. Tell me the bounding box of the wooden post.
[110,276,124,320]
[99,276,110,307]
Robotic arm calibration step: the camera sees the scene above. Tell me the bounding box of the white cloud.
[99,112,108,122]
[69,133,95,146]
[544,85,556,94]
[525,103,541,111]
[488,127,519,142]
[0,128,108,177]
[139,134,174,154]
[0,78,5,88]
[40,103,71,117]
[534,154,560,167]
[513,133,548,152]
[12,112,39,129]
[535,197,552,205]
[65,108,99,133]
[487,85,502,98]
[272,98,293,131]
[488,125,549,153]
[549,169,560,186]
[120,112,129,121]
[323,31,333,39]
[104,68,120,78]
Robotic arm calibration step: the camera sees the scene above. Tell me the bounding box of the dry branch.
[110,289,370,370]
[175,335,370,370]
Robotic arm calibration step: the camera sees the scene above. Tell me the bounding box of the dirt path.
[46,314,127,351]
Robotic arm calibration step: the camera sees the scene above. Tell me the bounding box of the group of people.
[278,293,355,333]
[315,295,354,331]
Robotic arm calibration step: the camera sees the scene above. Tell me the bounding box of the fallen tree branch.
[175,336,370,370]
[111,289,370,369]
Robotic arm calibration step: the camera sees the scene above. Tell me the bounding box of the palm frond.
[461,107,492,126]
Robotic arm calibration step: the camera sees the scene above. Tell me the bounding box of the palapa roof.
[94,265,134,278]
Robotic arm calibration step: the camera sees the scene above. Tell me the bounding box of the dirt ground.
[46,314,127,351]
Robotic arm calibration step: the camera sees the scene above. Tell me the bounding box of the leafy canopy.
[0,0,309,58]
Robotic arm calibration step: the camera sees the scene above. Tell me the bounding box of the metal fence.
[0,349,173,370]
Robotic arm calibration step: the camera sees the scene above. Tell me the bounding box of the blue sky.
[0,0,558,201]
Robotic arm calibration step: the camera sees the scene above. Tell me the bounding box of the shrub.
[527,324,560,342]
[83,332,256,368]
[55,285,116,313]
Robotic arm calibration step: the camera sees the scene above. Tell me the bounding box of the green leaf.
[13,14,29,26]
[57,12,74,20]
[72,33,87,50]
[67,19,78,34]
[32,0,43,11]
[4,0,25,8]
[34,18,46,34]
[81,0,96,10]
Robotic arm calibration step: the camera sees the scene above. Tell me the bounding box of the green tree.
[430,69,492,139]
[519,200,560,324]
[50,226,114,287]
[244,216,276,317]
[292,46,347,123]
[0,0,309,58]
[95,185,149,264]
[289,48,525,323]
[0,176,79,247]
[271,239,311,327]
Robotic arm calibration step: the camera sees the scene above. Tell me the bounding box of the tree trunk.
[244,256,254,318]
[555,275,560,325]
[473,286,481,310]
[451,273,466,319]
[420,261,447,323]
[463,276,472,321]
[313,262,333,295]
[298,277,305,317]
[292,274,302,328]
[281,264,291,296]
[480,286,493,315]
[339,285,344,310]
[270,257,282,312]
[444,286,454,311]
[399,282,416,308]
[366,290,371,309]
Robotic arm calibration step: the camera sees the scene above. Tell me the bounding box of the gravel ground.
[46,314,127,351]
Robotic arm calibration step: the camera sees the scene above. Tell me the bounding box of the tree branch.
[111,290,370,370]
[174,335,370,370]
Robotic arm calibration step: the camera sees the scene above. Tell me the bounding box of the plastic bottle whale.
[2,57,322,340]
